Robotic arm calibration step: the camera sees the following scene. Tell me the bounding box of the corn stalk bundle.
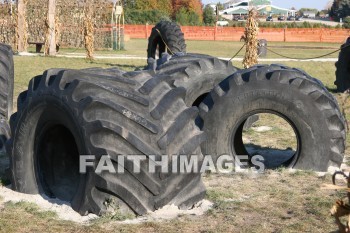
[83,1,94,60]
[243,9,259,69]
[17,0,29,52]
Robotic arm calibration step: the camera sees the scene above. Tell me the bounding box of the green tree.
[124,9,169,24]
[175,7,201,25]
[203,5,215,25]
[298,8,318,15]
[172,0,203,22]
[123,0,172,24]
[158,0,173,15]
[175,7,189,25]
[187,10,201,25]
[344,16,350,28]
[217,2,224,11]
[329,0,350,21]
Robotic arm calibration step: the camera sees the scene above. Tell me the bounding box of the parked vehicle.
[287,16,296,21]
[278,16,285,21]
[266,16,273,22]
[217,20,229,26]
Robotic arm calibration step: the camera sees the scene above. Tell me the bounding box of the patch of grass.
[39,39,341,60]
[91,211,135,225]
[13,56,147,109]
[5,201,57,219]
[186,40,341,60]
[0,201,102,232]
[91,198,136,224]
[243,113,298,151]
[206,189,239,202]
[290,170,316,177]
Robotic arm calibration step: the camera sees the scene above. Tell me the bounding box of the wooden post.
[145,23,148,39]
[214,24,217,41]
[283,27,287,42]
[47,0,56,55]
[17,0,27,52]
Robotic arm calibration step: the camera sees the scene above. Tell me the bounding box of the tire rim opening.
[233,112,300,170]
[155,36,166,59]
[36,124,80,202]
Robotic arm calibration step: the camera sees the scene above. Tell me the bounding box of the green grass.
[1,39,349,232]
[28,39,341,60]
[243,113,298,151]
[187,40,340,59]
[13,56,147,104]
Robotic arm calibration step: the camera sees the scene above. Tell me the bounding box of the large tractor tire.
[335,37,350,92]
[142,54,239,107]
[0,43,14,150]
[199,65,346,172]
[0,43,14,120]
[7,69,206,216]
[147,21,186,59]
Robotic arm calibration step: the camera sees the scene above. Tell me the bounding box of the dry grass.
[0,172,345,233]
[243,113,298,150]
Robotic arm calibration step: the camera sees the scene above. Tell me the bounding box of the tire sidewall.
[202,78,331,171]
[10,94,88,200]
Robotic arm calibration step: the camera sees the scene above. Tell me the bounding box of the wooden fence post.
[145,23,148,39]
[214,25,217,41]
[283,27,286,42]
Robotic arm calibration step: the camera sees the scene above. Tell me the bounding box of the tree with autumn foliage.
[123,0,172,24]
[172,0,203,20]
[123,0,204,25]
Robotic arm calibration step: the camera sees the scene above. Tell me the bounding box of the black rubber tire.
[141,54,239,107]
[0,43,14,151]
[199,65,346,172]
[0,43,14,120]
[335,37,350,92]
[81,67,126,76]
[7,69,206,216]
[147,21,186,59]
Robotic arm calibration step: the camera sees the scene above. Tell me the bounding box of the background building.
[221,0,295,16]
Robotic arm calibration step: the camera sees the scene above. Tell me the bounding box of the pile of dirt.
[0,185,213,224]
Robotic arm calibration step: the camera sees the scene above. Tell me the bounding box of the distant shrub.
[175,7,201,26]
[230,21,335,29]
[124,9,170,25]
[343,17,350,29]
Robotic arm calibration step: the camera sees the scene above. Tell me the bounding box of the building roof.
[221,0,292,15]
